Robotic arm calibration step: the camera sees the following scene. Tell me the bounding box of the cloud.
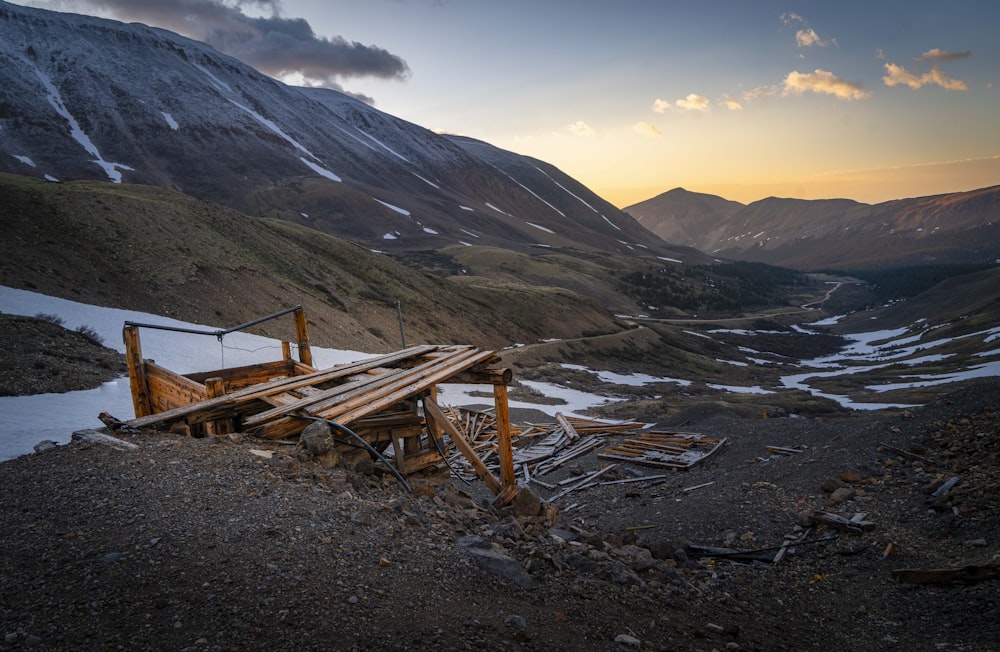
[882,63,968,90]
[796,28,834,47]
[780,12,804,25]
[782,69,870,100]
[743,85,778,101]
[65,0,410,87]
[916,48,972,63]
[720,98,743,111]
[652,98,671,113]
[568,121,597,137]
[632,122,661,138]
[675,93,711,111]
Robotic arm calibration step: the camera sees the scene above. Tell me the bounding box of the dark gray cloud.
[69,0,410,87]
[916,48,972,63]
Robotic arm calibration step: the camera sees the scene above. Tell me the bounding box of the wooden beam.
[248,347,489,438]
[123,325,153,418]
[204,377,230,436]
[294,307,312,367]
[126,345,438,429]
[493,383,516,489]
[448,367,511,385]
[423,396,501,494]
[556,412,580,442]
[146,362,207,413]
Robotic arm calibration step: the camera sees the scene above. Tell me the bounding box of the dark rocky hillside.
[0,174,625,352]
[0,0,690,260]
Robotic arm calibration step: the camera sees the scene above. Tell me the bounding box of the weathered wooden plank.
[494,383,515,489]
[424,396,502,494]
[249,347,490,438]
[126,344,438,428]
[123,325,152,418]
[330,349,496,427]
[146,362,206,413]
[556,412,580,442]
[294,307,312,367]
[185,360,297,390]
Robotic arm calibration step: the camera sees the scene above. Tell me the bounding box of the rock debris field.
[2,374,999,650]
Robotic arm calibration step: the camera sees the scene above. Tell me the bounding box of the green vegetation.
[841,264,999,302]
[620,261,806,314]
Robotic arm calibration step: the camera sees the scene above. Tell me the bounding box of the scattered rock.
[614,633,641,648]
[300,420,335,455]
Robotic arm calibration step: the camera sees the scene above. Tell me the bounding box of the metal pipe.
[124,305,304,338]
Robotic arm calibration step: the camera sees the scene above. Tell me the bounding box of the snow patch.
[412,173,439,188]
[299,157,341,182]
[373,198,410,216]
[601,215,622,231]
[161,112,179,130]
[657,256,683,264]
[12,154,35,167]
[29,63,132,182]
[527,222,555,234]
[485,202,511,215]
[533,165,598,213]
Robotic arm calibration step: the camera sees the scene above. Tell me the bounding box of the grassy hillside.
[0,174,622,352]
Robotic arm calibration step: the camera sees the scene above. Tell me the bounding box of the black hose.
[293,414,411,493]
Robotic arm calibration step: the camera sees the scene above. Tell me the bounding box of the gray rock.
[464,545,536,589]
[821,477,846,493]
[300,421,335,455]
[511,486,542,517]
[33,440,58,454]
[612,561,643,587]
[504,614,527,629]
[614,633,641,648]
[829,487,855,504]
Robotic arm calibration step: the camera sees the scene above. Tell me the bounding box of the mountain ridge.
[0,0,690,260]
[625,185,1000,270]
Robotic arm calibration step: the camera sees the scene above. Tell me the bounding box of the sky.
[12,0,1000,206]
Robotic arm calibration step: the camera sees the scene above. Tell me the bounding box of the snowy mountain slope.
[0,1,691,259]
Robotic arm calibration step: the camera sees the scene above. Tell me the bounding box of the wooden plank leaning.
[423,396,502,494]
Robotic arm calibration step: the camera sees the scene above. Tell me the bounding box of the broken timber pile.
[598,431,727,469]
[433,411,644,486]
[120,307,518,497]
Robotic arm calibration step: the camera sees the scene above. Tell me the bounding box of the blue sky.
[16,0,1000,206]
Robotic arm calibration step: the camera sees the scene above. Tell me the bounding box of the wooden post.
[493,383,516,489]
[123,325,153,418]
[281,341,292,361]
[294,308,313,367]
[204,377,230,435]
[425,386,442,451]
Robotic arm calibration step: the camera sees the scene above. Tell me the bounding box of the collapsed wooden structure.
[122,306,518,497]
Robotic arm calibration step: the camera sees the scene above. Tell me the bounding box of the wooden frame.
[122,308,517,496]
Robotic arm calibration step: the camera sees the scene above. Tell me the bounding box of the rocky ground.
[1,324,998,651]
[0,314,126,396]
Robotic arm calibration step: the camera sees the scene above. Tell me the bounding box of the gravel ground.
[1,321,998,651]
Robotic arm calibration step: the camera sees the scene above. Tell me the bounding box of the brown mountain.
[0,1,683,260]
[625,185,1000,270]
